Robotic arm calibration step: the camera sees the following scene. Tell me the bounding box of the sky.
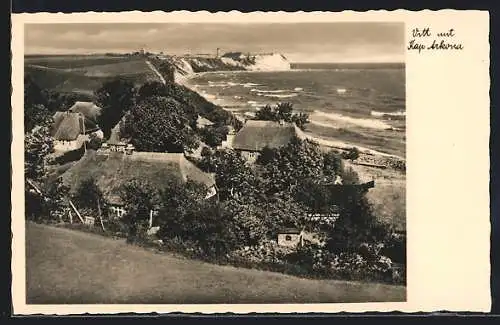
[25,22,404,63]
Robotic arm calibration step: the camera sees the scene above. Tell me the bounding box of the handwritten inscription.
[408,28,464,53]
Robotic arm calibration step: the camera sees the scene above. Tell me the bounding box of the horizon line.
[24,52,405,65]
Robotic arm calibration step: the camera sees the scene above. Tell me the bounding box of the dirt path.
[145,60,166,85]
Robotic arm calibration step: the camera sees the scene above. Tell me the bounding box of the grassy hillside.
[25,55,160,96]
[26,223,406,304]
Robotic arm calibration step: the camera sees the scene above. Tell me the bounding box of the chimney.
[221,127,236,149]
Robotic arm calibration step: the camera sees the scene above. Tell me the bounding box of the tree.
[343,147,360,162]
[199,149,264,204]
[25,124,54,181]
[156,179,243,257]
[291,112,310,130]
[255,146,276,165]
[255,105,278,121]
[25,103,51,134]
[157,179,209,238]
[257,137,326,195]
[198,125,229,147]
[94,78,136,139]
[122,96,198,153]
[87,133,102,150]
[119,179,160,241]
[276,102,293,121]
[43,177,70,222]
[294,179,335,215]
[254,102,309,130]
[325,193,389,255]
[73,177,105,213]
[262,193,309,237]
[323,150,344,177]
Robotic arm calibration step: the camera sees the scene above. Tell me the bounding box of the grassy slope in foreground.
[26,223,406,304]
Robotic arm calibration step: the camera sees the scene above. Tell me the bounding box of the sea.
[187,62,406,158]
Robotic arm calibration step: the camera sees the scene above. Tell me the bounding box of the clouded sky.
[25,22,404,63]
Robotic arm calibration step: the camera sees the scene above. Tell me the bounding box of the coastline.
[175,70,406,230]
[177,70,406,164]
[176,69,405,230]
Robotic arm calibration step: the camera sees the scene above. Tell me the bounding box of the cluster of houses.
[51,101,104,153]
[51,101,383,246]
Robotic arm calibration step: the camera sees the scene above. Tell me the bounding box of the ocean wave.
[261,93,298,99]
[243,83,260,88]
[336,88,347,94]
[371,110,406,117]
[208,81,238,87]
[250,89,290,93]
[294,87,304,91]
[311,110,394,130]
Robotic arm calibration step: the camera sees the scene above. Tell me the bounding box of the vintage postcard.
[11,10,490,314]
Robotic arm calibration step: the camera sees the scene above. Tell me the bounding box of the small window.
[285,235,292,241]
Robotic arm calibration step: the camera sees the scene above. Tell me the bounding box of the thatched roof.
[52,111,100,141]
[232,120,305,152]
[52,112,85,141]
[68,101,102,123]
[279,227,302,234]
[107,121,126,145]
[61,150,216,204]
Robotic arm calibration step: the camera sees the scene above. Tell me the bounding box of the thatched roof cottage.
[61,150,217,222]
[224,120,306,162]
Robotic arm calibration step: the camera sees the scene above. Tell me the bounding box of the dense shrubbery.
[121,96,198,153]
[198,125,229,147]
[138,80,242,132]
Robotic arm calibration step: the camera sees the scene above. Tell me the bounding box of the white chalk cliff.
[245,53,291,71]
[155,52,291,83]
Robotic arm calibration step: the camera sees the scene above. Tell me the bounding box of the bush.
[328,251,393,282]
[227,241,290,265]
[198,125,229,147]
[342,147,360,161]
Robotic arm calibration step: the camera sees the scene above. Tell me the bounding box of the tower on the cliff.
[216,48,220,58]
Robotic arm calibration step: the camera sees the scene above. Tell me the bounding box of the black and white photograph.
[21,19,408,305]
